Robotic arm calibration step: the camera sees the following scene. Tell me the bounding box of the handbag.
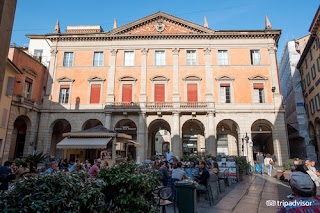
[269,159,273,165]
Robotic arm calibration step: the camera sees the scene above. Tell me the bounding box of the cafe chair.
[196,178,213,206]
[158,186,176,213]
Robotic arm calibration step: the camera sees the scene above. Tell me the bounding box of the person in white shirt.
[165,148,174,163]
[264,153,273,176]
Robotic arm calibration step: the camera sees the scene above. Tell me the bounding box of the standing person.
[165,148,174,163]
[84,160,91,172]
[88,159,101,178]
[256,152,265,175]
[264,153,273,176]
[278,172,320,212]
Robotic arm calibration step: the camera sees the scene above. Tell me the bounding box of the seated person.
[305,160,320,187]
[278,172,320,212]
[185,161,199,179]
[171,162,187,181]
[196,160,210,189]
[211,161,219,175]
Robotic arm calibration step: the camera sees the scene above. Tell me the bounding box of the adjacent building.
[297,6,320,162]
[21,12,288,165]
[278,35,314,160]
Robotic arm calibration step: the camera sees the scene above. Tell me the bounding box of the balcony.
[12,95,40,110]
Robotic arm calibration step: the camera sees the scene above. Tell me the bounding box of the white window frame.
[311,65,316,79]
[87,76,105,104]
[186,50,197,65]
[119,76,137,103]
[93,51,104,67]
[124,51,135,66]
[250,49,261,65]
[310,98,315,115]
[23,81,33,99]
[63,52,74,67]
[57,77,74,104]
[151,76,170,102]
[155,50,166,66]
[59,87,70,104]
[182,75,202,102]
[217,50,229,65]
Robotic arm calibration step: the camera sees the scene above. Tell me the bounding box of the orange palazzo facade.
[23,12,289,165]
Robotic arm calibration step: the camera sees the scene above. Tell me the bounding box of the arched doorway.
[182,119,204,156]
[10,116,31,159]
[82,119,103,130]
[50,119,71,159]
[114,119,137,161]
[216,120,240,156]
[148,119,171,158]
[251,119,274,161]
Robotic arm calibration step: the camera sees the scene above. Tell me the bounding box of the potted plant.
[235,156,247,181]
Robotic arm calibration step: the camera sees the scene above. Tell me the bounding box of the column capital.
[50,49,58,56]
[141,48,149,55]
[204,47,211,55]
[110,49,118,56]
[268,46,277,53]
[172,48,180,55]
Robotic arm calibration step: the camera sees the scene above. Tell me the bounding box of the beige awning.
[126,140,141,147]
[56,137,112,149]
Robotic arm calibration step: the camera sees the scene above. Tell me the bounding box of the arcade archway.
[182,119,204,156]
[216,119,240,156]
[148,119,171,158]
[50,119,71,159]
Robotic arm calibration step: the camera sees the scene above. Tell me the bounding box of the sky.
[10,0,320,59]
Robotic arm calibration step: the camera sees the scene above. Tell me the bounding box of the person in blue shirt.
[44,161,58,174]
[185,161,199,179]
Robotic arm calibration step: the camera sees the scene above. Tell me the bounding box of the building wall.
[28,12,288,165]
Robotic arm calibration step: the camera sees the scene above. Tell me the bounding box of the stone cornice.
[33,30,281,44]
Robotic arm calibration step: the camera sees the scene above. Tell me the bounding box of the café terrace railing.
[105,102,212,110]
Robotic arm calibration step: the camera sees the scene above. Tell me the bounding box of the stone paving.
[164,171,304,213]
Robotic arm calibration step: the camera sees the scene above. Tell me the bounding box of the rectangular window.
[306,73,311,86]
[218,50,229,65]
[59,85,70,104]
[155,50,165,66]
[250,50,261,65]
[154,84,165,102]
[315,93,320,111]
[1,108,8,128]
[90,84,101,104]
[122,84,132,103]
[186,50,196,65]
[317,57,320,72]
[124,51,134,66]
[63,52,74,67]
[187,84,198,102]
[310,49,313,60]
[93,52,104,66]
[305,60,308,69]
[34,49,43,62]
[305,103,309,118]
[302,79,306,92]
[220,83,231,103]
[253,83,265,103]
[311,65,316,79]
[310,98,315,115]
[23,77,33,99]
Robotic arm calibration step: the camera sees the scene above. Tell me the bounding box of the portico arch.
[50,119,71,159]
[148,119,171,158]
[216,119,240,156]
[182,119,204,156]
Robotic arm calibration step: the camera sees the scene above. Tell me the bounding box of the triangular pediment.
[109,12,215,36]
[57,76,75,82]
[215,75,235,81]
[248,75,268,81]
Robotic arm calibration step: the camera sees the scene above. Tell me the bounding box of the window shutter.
[187,84,198,102]
[220,83,230,87]
[1,108,8,128]
[6,77,15,96]
[60,85,70,89]
[154,84,165,102]
[253,83,264,89]
[122,84,132,103]
[90,84,101,104]
[253,89,259,103]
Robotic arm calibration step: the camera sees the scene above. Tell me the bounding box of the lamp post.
[242,133,249,156]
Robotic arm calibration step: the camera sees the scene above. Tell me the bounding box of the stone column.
[137,112,146,163]
[207,112,216,156]
[106,49,117,103]
[43,47,58,108]
[172,48,180,107]
[140,48,148,105]
[105,112,112,129]
[171,112,181,157]
[204,47,214,106]
[2,127,14,161]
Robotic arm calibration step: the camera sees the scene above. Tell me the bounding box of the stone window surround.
[182,75,202,102]
[249,75,268,104]
[150,75,170,102]
[57,77,75,104]
[216,75,235,103]
[118,76,137,102]
[87,76,105,104]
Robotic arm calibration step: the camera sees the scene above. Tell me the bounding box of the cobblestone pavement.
[164,171,320,213]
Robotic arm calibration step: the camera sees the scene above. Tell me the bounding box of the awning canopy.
[126,140,141,147]
[57,137,112,149]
